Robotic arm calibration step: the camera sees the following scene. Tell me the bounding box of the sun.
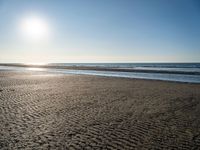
[20,15,50,41]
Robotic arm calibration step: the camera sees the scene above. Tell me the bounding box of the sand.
[0,71,200,149]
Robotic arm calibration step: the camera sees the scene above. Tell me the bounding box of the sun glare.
[24,62,47,66]
[20,15,50,41]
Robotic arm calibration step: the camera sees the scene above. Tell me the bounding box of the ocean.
[0,63,200,83]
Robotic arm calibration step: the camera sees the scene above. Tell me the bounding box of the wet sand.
[0,71,200,149]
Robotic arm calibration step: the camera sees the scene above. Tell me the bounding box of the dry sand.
[0,71,200,149]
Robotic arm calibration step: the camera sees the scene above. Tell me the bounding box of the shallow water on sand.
[0,65,200,83]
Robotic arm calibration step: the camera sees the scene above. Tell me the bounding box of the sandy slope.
[0,71,200,149]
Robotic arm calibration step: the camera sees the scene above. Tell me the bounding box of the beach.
[1,70,200,149]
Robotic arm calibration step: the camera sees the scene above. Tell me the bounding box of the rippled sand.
[0,71,200,149]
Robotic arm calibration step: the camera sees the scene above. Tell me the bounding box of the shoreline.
[0,68,199,85]
[0,63,200,75]
[0,64,200,84]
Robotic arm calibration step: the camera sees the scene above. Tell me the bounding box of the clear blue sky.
[0,0,200,63]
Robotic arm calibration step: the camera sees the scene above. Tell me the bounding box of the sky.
[0,0,200,63]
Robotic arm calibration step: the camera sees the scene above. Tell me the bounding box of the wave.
[0,64,200,83]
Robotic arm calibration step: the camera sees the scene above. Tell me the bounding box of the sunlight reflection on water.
[26,67,46,71]
[23,63,47,66]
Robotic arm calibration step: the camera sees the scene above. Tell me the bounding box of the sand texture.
[0,71,200,149]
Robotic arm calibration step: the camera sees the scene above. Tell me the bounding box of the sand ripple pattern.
[0,71,200,149]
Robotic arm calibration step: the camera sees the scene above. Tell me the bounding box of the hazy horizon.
[0,0,200,63]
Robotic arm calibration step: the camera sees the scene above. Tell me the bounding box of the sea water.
[0,63,200,83]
